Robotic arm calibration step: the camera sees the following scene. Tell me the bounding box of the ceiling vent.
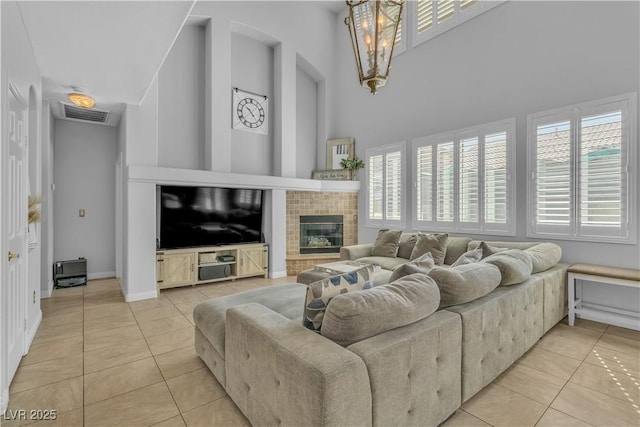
[62,103,110,123]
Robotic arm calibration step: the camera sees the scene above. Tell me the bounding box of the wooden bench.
[568,264,640,331]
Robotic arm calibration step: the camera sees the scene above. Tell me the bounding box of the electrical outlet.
[79,209,86,217]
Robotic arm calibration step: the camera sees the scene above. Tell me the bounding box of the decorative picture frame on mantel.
[326,137,355,170]
[311,169,351,180]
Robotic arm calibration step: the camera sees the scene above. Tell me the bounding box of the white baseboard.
[25,310,42,354]
[269,270,287,279]
[124,290,158,302]
[41,283,53,298]
[87,271,116,280]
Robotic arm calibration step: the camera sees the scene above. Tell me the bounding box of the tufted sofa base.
[348,310,461,426]
[446,275,544,402]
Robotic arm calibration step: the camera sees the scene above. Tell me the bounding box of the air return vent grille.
[63,103,110,123]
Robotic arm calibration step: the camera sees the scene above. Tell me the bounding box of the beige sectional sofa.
[193,233,568,426]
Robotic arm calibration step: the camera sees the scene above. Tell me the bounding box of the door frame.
[1,78,29,414]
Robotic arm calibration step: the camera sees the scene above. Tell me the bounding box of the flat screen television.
[158,185,264,249]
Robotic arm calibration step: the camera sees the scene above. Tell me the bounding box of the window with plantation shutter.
[416,146,433,221]
[412,118,515,235]
[527,93,637,243]
[366,142,406,227]
[412,0,504,47]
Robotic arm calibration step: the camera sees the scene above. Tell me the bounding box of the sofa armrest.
[340,243,373,261]
[225,303,372,427]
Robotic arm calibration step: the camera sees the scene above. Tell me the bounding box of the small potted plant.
[340,156,365,180]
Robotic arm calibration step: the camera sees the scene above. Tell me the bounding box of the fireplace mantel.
[128,165,360,193]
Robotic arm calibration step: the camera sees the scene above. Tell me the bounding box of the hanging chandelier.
[345,0,404,95]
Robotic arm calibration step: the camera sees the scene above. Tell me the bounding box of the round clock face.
[237,98,265,129]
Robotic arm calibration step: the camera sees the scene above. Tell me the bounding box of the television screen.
[159,185,263,249]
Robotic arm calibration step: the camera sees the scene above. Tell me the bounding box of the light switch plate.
[79,209,85,217]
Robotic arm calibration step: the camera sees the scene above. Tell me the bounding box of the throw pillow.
[410,233,448,265]
[388,252,435,283]
[482,249,533,286]
[321,273,440,346]
[450,248,483,267]
[397,233,417,259]
[303,265,374,332]
[478,241,507,259]
[525,243,562,273]
[428,263,501,308]
[371,229,403,257]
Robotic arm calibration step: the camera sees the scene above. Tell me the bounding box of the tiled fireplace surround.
[286,191,358,275]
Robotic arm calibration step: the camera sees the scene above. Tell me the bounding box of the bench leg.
[568,273,576,326]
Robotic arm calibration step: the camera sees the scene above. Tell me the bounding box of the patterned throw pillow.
[303,265,375,332]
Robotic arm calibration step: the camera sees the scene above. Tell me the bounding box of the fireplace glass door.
[300,215,343,254]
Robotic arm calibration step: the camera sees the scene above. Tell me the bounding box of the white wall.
[53,120,117,278]
[332,1,640,269]
[296,65,318,179]
[40,104,55,297]
[158,23,205,170]
[230,32,274,176]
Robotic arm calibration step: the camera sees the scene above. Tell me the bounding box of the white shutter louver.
[485,132,508,224]
[459,137,479,223]
[416,145,433,221]
[535,120,572,233]
[369,154,384,220]
[417,0,434,34]
[437,142,455,222]
[366,143,406,227]
[437,0,455,23]
[579,111,624,233]
[385,151,402,220]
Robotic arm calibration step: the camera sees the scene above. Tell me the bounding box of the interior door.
[4,83,28,384]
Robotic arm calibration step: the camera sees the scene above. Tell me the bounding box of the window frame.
[365,141,407,229]
[411,118,516,236]
[526,93,637,244]
[410,0,505,48]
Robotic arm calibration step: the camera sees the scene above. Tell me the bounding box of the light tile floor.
[3,277,639,426]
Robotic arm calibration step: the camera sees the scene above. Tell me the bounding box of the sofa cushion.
[397,233,418,259]
[193,283,307,358]
[443,237,473,265]
[371,229,403,257]
[468,240,537,251]
[428,263,501,308]
[321,273,441,346]
[482,249,533,286]
[525,243,562,273]
[450,248,483,267]
[478,241,507,259]
[356,256,408,271]
[388,252,435,283]
[303,265,375,332]
[410,233,448,265]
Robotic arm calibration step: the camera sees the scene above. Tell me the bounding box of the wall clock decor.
[232,88,268,135]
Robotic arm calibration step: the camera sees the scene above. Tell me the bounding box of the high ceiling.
[18,1,195,124]
[16,1,343,125]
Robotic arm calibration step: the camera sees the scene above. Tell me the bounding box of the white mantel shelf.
[127,165,361,192]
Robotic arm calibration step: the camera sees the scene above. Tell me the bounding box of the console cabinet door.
[161,253,196,288]
[237,246,266,277]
